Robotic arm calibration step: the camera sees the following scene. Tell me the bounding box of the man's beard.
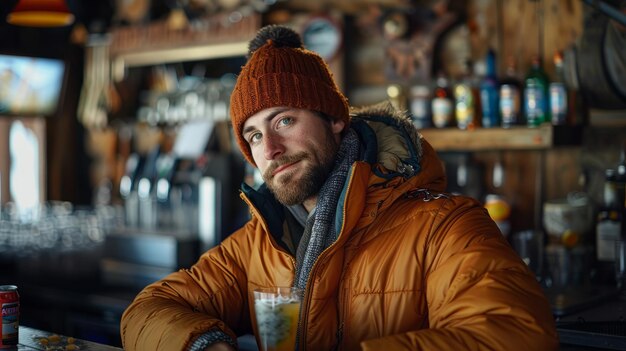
[263,139,339,206]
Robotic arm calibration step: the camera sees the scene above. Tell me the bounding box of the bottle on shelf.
[596,169,622,268]
[453,60,479,130]
[410,84,432,129]
[499,56,523,128]
[524,55,550,127]
[614,149,626,292]
[617,149,626,239]
[549,50,568,125]
[479,49,499,128]
[431,72,454,128]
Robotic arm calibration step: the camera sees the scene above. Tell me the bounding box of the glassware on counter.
[0,201,121,256]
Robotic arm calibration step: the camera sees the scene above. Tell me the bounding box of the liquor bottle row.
[597,151,626,262]
[594,150,626,288]
[403,50,573,130]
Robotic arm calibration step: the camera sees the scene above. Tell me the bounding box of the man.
[121,25,558,351]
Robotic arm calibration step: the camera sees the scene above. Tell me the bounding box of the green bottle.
[523,55,550,127]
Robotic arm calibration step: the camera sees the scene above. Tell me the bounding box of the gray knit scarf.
[294,129,360,290]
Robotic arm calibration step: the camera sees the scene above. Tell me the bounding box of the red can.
[0,285,19,348]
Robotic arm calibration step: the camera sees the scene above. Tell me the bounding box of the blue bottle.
[480,49,499,128]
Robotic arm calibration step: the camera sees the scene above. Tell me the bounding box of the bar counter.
[9,289,626,351]
[551,286,626,350]
[4,250,626,351]
[17,325,122,350]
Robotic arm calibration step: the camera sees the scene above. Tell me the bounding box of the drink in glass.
[253,287,302,351]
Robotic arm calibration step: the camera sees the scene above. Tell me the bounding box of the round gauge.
[302,16,342,61]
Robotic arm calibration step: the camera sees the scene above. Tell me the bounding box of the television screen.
[0,54,65,116]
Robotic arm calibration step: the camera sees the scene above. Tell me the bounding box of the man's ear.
[330,119,346,136]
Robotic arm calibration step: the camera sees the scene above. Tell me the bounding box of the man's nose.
[263,133,285,160]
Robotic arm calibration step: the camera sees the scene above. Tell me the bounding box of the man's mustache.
[263,152,308,180]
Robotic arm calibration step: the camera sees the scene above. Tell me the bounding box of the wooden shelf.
[420,124,583,151]
[111,41,248,81]
[106,13,259,81]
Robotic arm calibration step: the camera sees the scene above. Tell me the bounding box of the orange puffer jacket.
[121,104,558,351]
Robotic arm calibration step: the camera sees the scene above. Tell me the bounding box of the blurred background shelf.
[420,124,584,151]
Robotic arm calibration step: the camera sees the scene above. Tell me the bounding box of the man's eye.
[278,117,292,126]
[249,132,262,144]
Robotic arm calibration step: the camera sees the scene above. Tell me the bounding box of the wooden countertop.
[17,326,122,350]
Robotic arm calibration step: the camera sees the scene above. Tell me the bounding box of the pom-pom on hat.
[229,24,350,166]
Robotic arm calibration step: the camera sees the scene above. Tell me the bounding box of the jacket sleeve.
[120,223,253,351]
[361,199,559,351]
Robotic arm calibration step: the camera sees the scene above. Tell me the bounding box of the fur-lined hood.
[350,102,423,177]
[349,102,446,192]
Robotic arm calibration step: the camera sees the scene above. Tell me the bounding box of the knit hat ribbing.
[229,25,350,166]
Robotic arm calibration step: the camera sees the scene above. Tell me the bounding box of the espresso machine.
[102,120,244,288]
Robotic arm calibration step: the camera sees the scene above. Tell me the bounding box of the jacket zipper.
[296,243,337,350]
[335,275,351,350]
[335,322,344,351]
[404,188,449,201]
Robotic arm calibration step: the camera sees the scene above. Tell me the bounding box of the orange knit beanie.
[230,25,350,166]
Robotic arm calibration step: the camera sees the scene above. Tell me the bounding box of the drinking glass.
[253,287,303,351]
[511,230,544,278]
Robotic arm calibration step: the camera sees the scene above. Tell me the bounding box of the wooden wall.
[346,0,585,105]
[468,0,583,78]
[473,148,582,232]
